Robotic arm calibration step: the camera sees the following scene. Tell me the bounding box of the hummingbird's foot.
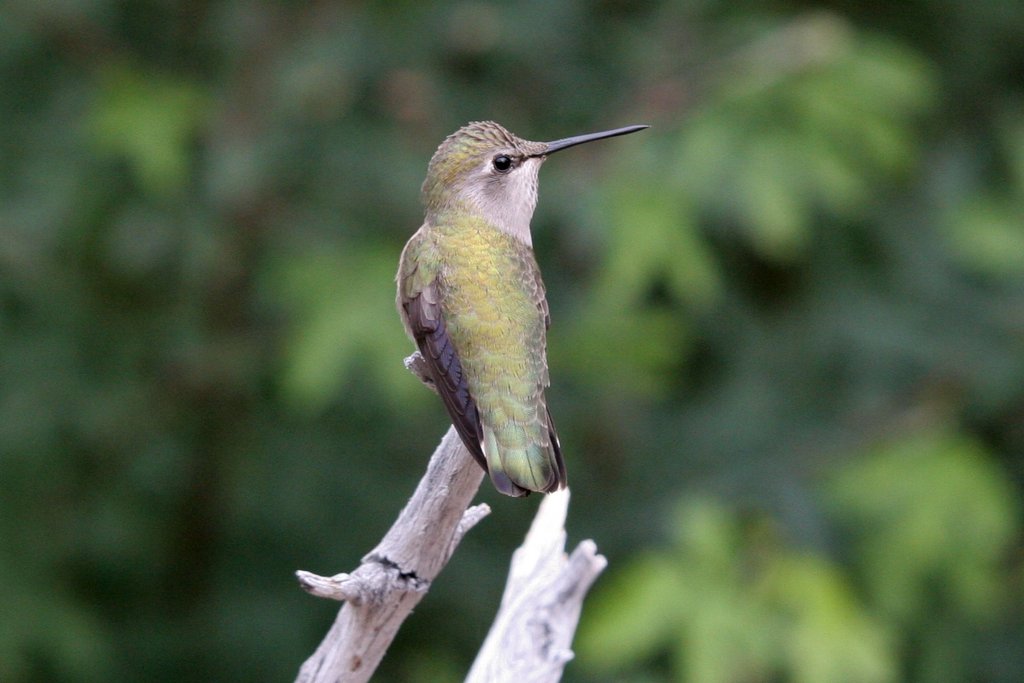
[404,351,438,394]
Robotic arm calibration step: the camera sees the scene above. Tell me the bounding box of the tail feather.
[546,406,566,490]
[488,468,530,498]
[482,422,565,496]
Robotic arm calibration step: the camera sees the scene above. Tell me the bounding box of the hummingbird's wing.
[397,231,487,472]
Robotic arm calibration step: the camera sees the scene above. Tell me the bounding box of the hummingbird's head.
[421,121,648,244]
[422,121,546,244]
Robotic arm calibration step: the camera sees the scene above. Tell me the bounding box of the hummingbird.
[397,121,648,497]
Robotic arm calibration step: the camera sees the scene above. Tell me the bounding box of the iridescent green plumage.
[399,211,561,495]
[397,120,647,496]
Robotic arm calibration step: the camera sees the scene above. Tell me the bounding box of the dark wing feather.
[403,280,487,470]
[545,406,566,491]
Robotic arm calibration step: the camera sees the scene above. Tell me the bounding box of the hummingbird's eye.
[492,154,513,173]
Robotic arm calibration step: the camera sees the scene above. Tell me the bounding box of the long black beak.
[538,124,649,156]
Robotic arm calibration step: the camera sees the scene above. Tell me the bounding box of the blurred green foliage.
[580,432,1018,682]
[1,1,1022,682]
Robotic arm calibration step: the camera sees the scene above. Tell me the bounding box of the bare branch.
[295,426,486,683]
[466,488,608,683]
[296,571,368,604]
[403,351,437,393]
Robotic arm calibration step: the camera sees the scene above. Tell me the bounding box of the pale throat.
[459,158,542,246]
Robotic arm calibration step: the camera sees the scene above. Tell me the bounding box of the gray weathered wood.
[295,426,486,683]
[466,488,607,683]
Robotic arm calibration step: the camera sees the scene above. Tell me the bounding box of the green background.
[2,1,1022,681]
